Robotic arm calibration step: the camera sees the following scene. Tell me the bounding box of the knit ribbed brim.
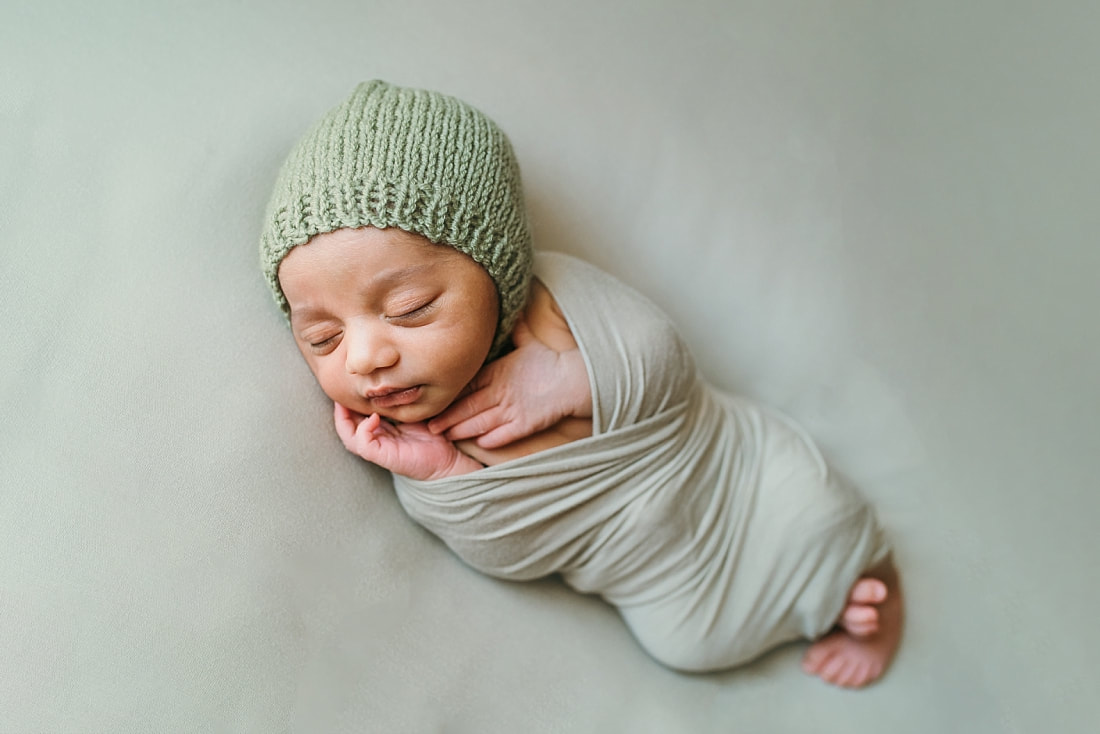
[259,80,532,359]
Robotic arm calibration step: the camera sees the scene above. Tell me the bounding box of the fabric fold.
[394,252,888,671]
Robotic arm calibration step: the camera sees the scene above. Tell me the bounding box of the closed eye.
[307,332,341,354]
[390,299,438,322]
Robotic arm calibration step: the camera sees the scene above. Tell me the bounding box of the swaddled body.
[264,80,902,687]
[394,252,888,671]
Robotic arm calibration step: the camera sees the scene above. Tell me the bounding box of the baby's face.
[278,227,499,423]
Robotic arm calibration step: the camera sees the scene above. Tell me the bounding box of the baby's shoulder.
[534,251,698,420]
[523,279,578,353]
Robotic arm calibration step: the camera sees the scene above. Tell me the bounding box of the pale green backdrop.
[2,1,1097,731]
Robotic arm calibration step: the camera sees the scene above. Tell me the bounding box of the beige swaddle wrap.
[394,252,889,671]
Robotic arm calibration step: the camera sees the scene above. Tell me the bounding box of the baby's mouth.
[367,385,422,408]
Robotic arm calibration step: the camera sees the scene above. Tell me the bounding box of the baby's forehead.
[281,227,445,269]
[305,225,429,251]
[280,226,497,312]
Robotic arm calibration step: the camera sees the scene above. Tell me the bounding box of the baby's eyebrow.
[370,262,436,287]
[289,304,331,325]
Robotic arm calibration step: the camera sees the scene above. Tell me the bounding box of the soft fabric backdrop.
[2,1,1096,732]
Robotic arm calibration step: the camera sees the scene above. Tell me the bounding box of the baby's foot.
[801,558,903,689]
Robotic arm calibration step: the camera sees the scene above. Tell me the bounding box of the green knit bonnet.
[259,80,532,359]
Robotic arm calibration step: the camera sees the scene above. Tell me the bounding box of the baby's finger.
[335,402,369,429]
[428,388,497,434]
[474,412,552,447]
[354,415,391,460]
[442,409,506,441]
[472,423,525,449]
[333,403,358,446]
[355,412,382,439]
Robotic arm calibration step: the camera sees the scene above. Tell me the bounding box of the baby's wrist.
[428,450,484,480]
[560,349,593,418]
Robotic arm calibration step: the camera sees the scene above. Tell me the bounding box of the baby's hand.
[427,316,591,448]
[333,403,483,480]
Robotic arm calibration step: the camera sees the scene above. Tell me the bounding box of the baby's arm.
[428,281,591,449]
[334,403,483,480]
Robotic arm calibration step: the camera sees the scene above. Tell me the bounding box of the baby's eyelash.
[392,300,437,320]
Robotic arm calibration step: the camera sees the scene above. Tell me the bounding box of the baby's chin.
[374,406,431,424]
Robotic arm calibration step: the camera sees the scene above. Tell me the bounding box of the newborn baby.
[260,80,903,688]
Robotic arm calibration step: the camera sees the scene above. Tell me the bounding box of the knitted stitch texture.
[260,80,532,358]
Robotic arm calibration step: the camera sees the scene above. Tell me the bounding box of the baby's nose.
[344,322,398,375]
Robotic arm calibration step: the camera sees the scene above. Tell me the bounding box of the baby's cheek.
[314,365,354,406]
[442,336,491,385]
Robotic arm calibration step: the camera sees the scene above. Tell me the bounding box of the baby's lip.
[365,385,422,408]
[365,385,407,399]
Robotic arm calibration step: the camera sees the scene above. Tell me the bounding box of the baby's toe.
[820,653,849,682]
[847,620,879,638]
[842,660,874,688]
[802,638,839,673]
[841,604,879,637]
[848,578,887,605]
